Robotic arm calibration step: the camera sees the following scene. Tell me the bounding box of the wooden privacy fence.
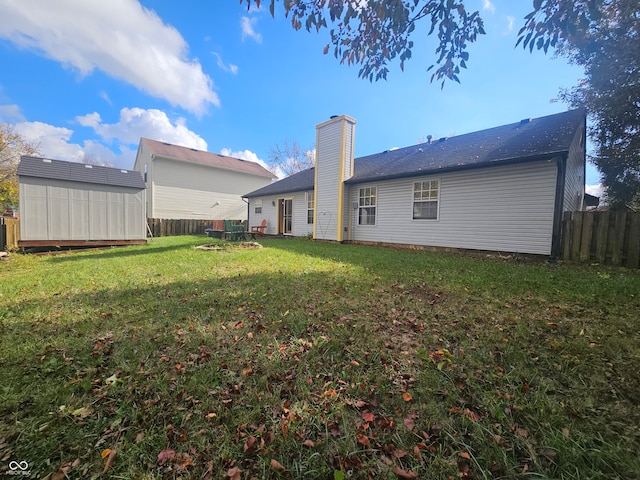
[562,210,640,268]
[146,219,245,238]
[0,217,20,250]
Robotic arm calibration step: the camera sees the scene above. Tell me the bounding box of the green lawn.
[1,236,639,479]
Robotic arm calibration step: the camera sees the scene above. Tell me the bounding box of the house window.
[255,206,262,214]
[413,180,439,220]
[306,191,314,224]
[143,164,148,183]
[358,186,377,225]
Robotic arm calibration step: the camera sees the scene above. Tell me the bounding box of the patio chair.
[223,220,245,241]
[250,219,267,236]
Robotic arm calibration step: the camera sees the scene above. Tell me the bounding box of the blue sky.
[0,0,601,192]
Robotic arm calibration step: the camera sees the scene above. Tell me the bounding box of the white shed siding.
[315,120,343,240]
[151,157,270,220]
[349,161,558,255]
[19,177,145,241]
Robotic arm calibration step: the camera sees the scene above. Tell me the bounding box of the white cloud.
[0,0,219,115]
[241,16,262,43]
[483,0,496,14]
[212,52,239,74]
[0,104,25,122]
[76,107,208,150]
[586,183,605,198]
[506,16,515,33]
[220,147,271,172]
[13,121,86,163]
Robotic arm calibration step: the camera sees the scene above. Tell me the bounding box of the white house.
[133,138,276,221]
[244,110,588,258]
[18,156,147,247]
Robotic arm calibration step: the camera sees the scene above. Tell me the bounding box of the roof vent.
[427,135,433,144]
[120,169,127,173]
[520,118,531,125]
[330,115,339,119]
[43,159,52,163]
[85,164,93,169]
[418,148,424,153]
[438,137,447,142]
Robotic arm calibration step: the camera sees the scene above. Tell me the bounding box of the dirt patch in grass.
[195,241,263,251]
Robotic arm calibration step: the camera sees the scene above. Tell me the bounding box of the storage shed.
[17,156,147,247]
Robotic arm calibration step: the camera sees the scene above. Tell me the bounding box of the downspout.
[243,197,250,230]
[550,154,568,262]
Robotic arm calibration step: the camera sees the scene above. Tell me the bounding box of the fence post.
[595,211,609,264]
[579,211,594,262]
[611,211,626,266]
[562,211,573,261]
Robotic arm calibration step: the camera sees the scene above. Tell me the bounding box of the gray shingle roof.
[244,109,585,197]
[18,156,146,189]
[244,167,315,198]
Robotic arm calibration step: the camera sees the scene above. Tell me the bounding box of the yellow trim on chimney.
[336,120,347,242]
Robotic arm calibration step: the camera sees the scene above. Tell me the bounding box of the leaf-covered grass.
[1,236,638,479]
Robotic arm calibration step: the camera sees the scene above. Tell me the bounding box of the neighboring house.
[17,156,146,247]
[133,138,276,221]
[244,109,588,258]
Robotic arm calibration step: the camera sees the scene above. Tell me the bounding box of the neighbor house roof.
[141,137,276,179]
[18,156,146,189]
[244,109,585,197]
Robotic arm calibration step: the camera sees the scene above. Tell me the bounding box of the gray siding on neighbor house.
[19,176,145,241]
[563,119,587,213]
[348,161,558,255]
[150,157,271,220]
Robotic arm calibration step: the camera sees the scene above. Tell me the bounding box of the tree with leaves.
[519,0,640,208]
[0,123,40,211]
[241,0,640,207]
[268,140,315,177]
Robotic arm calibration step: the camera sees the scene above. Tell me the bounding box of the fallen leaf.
[516,427,529,439]
[101,448,112,459]
[402,392,413,402]
[270,458,285,471]
[356,433,371,447]
[157,448,176,465]
[303,439,315,448]
[135,432,145,443]
[403,417,415,431]
[458,452,471,460]
[227,466,242,480]
[205,412,217,419]
[393,466,418,478]
[244,436,257,454]
[103,449,117,474]
[361,411,375,423]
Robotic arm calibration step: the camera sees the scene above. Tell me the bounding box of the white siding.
[19,177,146,241]
[247,192,313,237]
[151,157,271,220]
[563,121,586,212]
[348,161,558,255]
[315,121,343,240]
[314,116,356,241]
